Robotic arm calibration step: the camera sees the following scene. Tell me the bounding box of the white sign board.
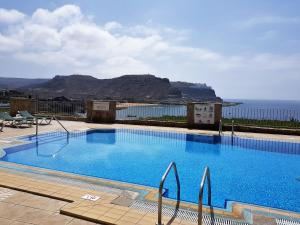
[81,194,100,201]
[93,101,110,111]
[194,103,215,124]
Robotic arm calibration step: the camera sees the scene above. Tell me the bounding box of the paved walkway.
[0,187,101,225]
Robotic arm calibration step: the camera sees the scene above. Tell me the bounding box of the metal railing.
[198,166,212,225]
[222,107,300,129]
[116,103,187,122]
[37,100,86,118]
[53,116,69,135]
[36,115,70,136]
[157,162,180,225]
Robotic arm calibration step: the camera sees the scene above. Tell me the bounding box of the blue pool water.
[1,129,300,212]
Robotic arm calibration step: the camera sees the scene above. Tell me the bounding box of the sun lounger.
[18,111,52,125]
[0,112,31,128]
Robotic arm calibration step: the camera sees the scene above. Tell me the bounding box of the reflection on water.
[36,138,70,158]
[185,134,221,155]
[112,129,300,155]
[86,129,116,144]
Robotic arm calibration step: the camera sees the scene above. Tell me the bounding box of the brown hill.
[15,74,221,102]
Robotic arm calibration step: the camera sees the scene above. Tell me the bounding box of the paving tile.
[103,211,123,220]
[21,195,67,212]
[117,219,136,225]
[38,213,73,225]
[97,215,117,224]
[105,208,127,216]
[15,208,51,224]
[0,204,30,220]
[0,217,11,225]
[68,218,102,225]
[10,221,33,225]
[82,211,101,220]
[253,214,277,225]
[2,192,30,205]
[117,215,141,224]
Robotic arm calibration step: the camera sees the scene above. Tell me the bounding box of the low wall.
[116,120,188,128]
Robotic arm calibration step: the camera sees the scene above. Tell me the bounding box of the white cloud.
[0,8,25,23]
[0,5,299,99]
[0,33,22,52]
[31,4,83,28]
[104,21,123,31]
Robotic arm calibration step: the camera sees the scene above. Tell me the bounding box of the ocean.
[225,99,300,111]
[223,99,300,121]
[116,99,300,121]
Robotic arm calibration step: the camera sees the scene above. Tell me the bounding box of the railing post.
[218,119,222,136]
[231,120,234,136]
[35,116,38,136]
[35,96,39,137]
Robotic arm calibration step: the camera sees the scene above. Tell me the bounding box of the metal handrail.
[231,120,234,136]
[156,162,180,225]
[198,166,212,225]
[53,116,70,135]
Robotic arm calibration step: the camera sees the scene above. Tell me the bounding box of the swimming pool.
[1,129,300,212]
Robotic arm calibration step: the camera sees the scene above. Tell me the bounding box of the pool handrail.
[156,162,180,225]
[53,116,70,135]
[198,166,212,225]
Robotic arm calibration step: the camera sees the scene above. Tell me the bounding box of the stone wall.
[86,101,116,123]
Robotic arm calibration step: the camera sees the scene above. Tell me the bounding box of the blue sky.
[0,0,299,100]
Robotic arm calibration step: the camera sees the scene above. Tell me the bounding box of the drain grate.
[130,200,249,225]
[276,219,300,225]
[0,187,17,201]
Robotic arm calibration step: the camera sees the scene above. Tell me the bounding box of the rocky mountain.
[1,74,221,102]
[0,77,48,89]
[171,81,221,102]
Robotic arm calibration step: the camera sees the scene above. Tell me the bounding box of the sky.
[0,0,299,100]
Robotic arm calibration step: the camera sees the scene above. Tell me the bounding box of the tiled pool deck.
[1,121,300,225]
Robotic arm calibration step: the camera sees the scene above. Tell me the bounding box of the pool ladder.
[156,162,212,225]
[156,162,180,225]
